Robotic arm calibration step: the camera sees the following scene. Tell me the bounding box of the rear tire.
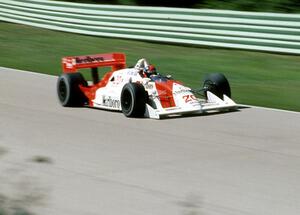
[121,83,146,117]
[203,73,231,99]
[57,73,87,107]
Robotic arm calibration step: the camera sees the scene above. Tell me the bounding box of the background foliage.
[53,0,300,12]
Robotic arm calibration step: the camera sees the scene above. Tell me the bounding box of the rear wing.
[62,53,126,73]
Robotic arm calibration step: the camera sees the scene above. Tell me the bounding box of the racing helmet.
[143,64,157,77]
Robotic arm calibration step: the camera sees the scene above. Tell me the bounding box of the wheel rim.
[58,79,67,102]
[122,89,132,113]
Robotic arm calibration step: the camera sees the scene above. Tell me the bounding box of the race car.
[57,52,237,119]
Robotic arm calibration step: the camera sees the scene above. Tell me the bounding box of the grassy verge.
[1,22,300,111]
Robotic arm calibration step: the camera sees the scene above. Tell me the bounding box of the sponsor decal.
[75,56,105,64]
[116,75,124,84]
[173,89,191,95]
[102,96,120,108]
[126,70,138,76]
[144,83,154,90]
[112,75,124,85]
[63,58,75,69]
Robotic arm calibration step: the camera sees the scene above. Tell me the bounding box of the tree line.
[56,0,300,13]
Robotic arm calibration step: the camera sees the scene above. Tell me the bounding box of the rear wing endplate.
[62,53,126,73]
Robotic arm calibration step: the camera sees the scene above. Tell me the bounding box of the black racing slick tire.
[203,73,231,100]
[57,73,87,107]
[121,83,147,118]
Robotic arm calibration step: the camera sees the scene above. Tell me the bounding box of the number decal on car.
[182,95,197,103]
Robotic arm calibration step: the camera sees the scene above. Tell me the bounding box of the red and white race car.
[57,53,237,119]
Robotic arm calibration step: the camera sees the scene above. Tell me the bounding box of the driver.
[135,58,157,78]
[143,64,157,78]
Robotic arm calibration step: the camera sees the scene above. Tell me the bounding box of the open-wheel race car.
[57,53,237,119]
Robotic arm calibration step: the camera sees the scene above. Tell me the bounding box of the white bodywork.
[91,59,237,119]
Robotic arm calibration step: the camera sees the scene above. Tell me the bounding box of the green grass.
[1,22,300,111]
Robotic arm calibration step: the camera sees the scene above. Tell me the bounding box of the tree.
[135,0,201,7]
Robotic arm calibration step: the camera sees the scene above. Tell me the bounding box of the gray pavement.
[0,67,300,215]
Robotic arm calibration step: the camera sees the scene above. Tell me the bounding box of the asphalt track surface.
[0,67,300,215]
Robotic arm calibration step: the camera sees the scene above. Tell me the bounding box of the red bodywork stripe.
[79,71,114,107]
[155,80,176,108]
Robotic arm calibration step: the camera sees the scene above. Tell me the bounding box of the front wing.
[144,91,237,119]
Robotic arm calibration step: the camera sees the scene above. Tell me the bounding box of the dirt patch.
[0,193,34,215]
[178,194,204,215]
[0,169,47,215]
[31,156,53,164]
[0,147,7,157]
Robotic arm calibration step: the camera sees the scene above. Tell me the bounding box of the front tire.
[121,83,147,117]
[203,73,231,100]
[57,73,87,107]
